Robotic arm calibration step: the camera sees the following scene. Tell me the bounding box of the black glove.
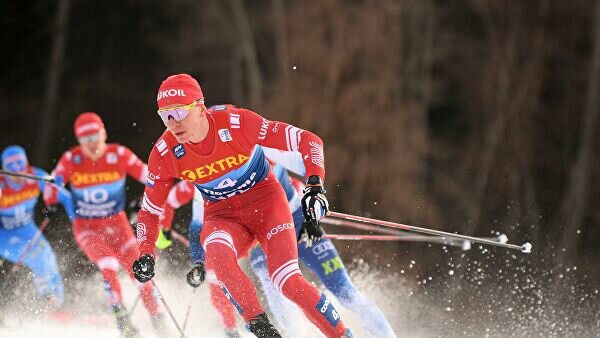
[132,254,155,283]
[162,229,172,241]
[300,175,329,247]
[42,205,59,218]
[186,262,206,288]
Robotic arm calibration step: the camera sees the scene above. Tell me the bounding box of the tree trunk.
[555,0,600,267]
[229,0,263,108]
[34,0,71,166]
[271,0,291,99]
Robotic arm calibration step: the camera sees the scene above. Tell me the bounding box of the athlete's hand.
[155,229,173,250]
[301,175,329,247]
[186,262,206,288]
[133,254,155,283]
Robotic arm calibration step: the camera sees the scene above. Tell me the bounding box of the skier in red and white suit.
[132,73,353,338]
[45,112,163,337]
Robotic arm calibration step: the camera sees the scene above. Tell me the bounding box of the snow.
[2,248,600,337]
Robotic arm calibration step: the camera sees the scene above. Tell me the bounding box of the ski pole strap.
[0,169,56,183]
[327,211,532,253]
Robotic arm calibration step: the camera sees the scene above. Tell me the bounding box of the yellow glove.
[155,229,173,250]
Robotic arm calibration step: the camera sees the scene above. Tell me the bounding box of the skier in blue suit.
[0,145,74,311]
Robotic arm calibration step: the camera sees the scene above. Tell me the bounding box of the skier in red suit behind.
[132,73,353,338]
[45,112,164,337]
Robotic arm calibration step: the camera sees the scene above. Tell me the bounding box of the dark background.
[1,1,599,335]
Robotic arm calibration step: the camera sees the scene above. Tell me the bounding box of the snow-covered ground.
[0,258,415,338]
[1,250,599,337]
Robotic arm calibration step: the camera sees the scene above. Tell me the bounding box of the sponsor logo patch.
[157,89,186,101]
[173,144,186,159]
[218,129,232,142]
[266,222,294,240]
[106,152,117,164]
[316,293,340,327]
[136,223,147,243]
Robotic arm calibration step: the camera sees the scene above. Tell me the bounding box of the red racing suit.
[138,105,347,337]
[45,144,161,316]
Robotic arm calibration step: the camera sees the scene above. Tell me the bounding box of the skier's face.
[163,103,207,143]
[78,129,107,158]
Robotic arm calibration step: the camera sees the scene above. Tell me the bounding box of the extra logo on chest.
[180,153,250,181]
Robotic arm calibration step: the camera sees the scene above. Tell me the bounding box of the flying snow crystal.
[448,270,454,275]
[132,122,137,126]
[293,65,297,70]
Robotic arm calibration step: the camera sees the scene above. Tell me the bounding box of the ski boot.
[150,313,167,337]
[44,294,73,324]
[247,312,281,338]
[112,304,142,338]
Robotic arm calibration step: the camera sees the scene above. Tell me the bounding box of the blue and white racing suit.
[0,167,74,307]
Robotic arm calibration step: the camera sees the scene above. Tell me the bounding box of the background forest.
[1,1,599,336]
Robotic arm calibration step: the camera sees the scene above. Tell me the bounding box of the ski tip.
[521,242,532,254]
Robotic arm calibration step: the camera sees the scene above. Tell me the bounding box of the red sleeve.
[137,145,176,257]
[120,145,147,184]
[233,108,326,181]
[158,203,175,231]
[158,181,195,231]
[44,151,72,206]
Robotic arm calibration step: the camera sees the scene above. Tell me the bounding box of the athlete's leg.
[252,188,349,338]
[0,225,64,307]
[299,235,397,338]
[73,221,124,307]
[249,246,312,337]
[201,219,262,322]
[208,278,238,332]
[75,230,121,305]
[20,229,65,308]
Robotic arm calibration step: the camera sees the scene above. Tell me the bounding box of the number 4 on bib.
[215,177,237,189]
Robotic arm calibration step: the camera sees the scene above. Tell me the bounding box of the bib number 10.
[83,188,109,204]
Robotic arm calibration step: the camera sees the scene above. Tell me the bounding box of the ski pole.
[167,229,196,337]
[151,279,187,338]
[129,229,189,317]
[0,169,55,183]
[321,217,409,236]
[327,211,532,253]
[181,288,198,337]
[0,217,51,295]
[323,217,508,247]
[171,230,190,247]
[325,233,507,250]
